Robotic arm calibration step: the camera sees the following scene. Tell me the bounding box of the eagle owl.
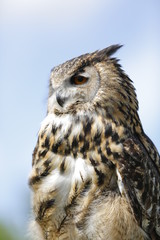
[29,45,160,240]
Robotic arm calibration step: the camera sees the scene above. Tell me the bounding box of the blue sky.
[0,0,160,237]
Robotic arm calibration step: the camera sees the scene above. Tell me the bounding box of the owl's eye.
[70,75,88,85]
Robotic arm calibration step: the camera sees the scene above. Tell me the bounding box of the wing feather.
[116,137,160,239]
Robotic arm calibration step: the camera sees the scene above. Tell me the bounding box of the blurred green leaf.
[0,224,19,240]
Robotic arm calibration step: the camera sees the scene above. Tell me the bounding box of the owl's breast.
[29,112,131,239]
[30,149,98,236]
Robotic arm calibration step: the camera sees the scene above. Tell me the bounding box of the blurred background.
[0,0,160,239]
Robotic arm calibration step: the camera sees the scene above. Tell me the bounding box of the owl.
[29,45,160,240]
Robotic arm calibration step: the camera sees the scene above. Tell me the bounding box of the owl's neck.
[39,111,132,161]
[48,94,143,138]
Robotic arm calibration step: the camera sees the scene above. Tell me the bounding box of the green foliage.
[0,224,20,240]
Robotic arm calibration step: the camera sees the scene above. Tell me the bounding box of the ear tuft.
[92,44,123,62]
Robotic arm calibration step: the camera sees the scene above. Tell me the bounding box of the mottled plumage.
[29,45,160,240]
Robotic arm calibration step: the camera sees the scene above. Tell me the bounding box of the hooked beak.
[56,93,68,107]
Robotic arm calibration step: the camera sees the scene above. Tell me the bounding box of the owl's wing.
[116,136,160,239]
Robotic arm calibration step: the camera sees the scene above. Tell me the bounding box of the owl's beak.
[56,93,67,108]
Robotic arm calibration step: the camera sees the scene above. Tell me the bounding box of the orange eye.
[71,75,88,85]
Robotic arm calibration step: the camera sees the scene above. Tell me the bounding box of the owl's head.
[48,45,139,126]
